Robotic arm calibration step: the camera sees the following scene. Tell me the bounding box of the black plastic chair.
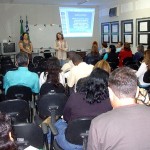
[37,93,68,150]
[0,99,30,123]
[53,118,92,150]
[33,59,48,76]
[108,62,118,71]
[143,70,150,84]
[44,50,52,59]
[1,56,12,64]
[33,56,44,68]
[127,63,140,71]
[13,123,44,149]
[123,57,133,66]
[6,85,34,123]
[6,85,32,101]
[1,63,17,76]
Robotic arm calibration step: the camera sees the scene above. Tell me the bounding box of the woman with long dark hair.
[18,32,33,61]
[54,68,112,150]
[39,57,65,95]
[0,113,17,150]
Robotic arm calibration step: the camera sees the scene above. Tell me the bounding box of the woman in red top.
[119,42,132,67]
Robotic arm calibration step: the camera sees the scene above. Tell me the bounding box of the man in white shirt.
[61,51,76,73]
[67,54,93,88]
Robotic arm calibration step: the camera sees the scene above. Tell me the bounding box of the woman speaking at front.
[54,32,68,66]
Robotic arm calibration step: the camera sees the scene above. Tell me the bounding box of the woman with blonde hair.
[94,60,111,73]
[136,50,150,88]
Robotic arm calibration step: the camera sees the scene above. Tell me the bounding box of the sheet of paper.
[104,25,109,33]
[24,146,38,150]
[125,23,132,32]
[112,25,118,33]
[125,35,132,43]
[104,35,109,42]
[140,34,148,43]
[112,35,118,42]
[139,22,148,32]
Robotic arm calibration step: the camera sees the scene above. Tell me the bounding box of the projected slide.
[59,7,95,37]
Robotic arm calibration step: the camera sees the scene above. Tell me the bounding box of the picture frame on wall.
[101,22,110,43]
[136,18,150,46]
[110,21,119,43]
[121,19,133,44]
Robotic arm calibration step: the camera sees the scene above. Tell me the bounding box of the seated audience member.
[39,57,65,88]
[133,44,144,62]
[94,60,111,73]
[85,41,101,65]
[61,51,76,73]
[119,42,132,67]
[116,41,123,53]
[0,113,17,150]
[67,54,93,89]
[136,50,150,88]
[88,67,150,150]
[55,68,112,150]
[40,57,65,96]
[3,52,39,94]
[104,45,119,64]
[99,42,108,56]
[92,41,99,49]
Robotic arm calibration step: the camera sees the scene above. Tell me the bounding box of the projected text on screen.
[59,7,95,37]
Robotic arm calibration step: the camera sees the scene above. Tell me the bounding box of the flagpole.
[20,16,24,39]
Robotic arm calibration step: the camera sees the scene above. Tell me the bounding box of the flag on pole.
[20,16,24,39]
[26,16,29,33]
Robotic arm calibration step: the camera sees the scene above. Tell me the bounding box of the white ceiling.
[0,0,107,6]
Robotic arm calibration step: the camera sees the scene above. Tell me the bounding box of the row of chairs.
[0,85,92,150]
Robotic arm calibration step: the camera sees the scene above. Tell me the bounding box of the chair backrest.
[38,93,68,117]
[1,63,17,76]
[0,99,30,123]
[143,70,150,83]
[33,56,44,67]
[6,85,32,101]
[123,57,133,66]
[1,56,12,64]
[108,62,118,71]
[13,123,44,149]
[65,118,92,145]
[127,63,140,71]
[44,50,52,59]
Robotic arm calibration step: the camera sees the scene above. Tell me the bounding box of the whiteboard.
[29,24,61,49]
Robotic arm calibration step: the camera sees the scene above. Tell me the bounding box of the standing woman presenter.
[19,32,33,61]
[54,32,68,66]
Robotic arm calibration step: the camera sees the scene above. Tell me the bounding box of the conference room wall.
[0,4,99,52]
[99,0,150,53]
